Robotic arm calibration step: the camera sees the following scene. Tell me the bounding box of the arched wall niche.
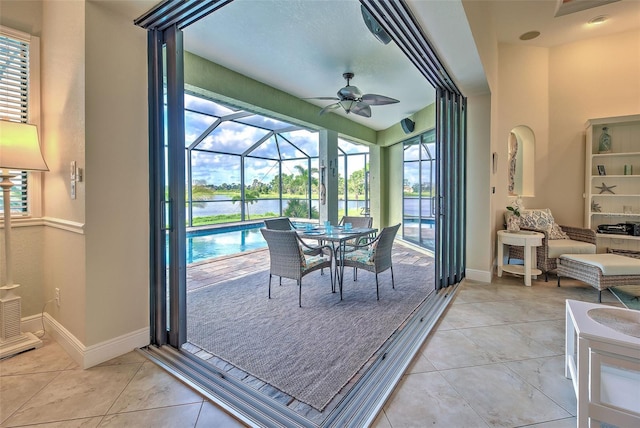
[508,125,535,197]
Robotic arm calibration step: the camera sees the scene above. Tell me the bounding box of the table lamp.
[0,120,48,358]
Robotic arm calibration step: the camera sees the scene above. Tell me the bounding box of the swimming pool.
[186,223,266,264]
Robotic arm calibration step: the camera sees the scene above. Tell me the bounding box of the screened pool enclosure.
[403,130,436,250]
[183,93,370,227]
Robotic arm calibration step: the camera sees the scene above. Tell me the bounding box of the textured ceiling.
[184,0,434,131]
[121,0,640,131]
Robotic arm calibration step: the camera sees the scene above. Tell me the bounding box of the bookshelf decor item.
[596,182,616,194]
[598,126,612,153]
[597,165,606,175]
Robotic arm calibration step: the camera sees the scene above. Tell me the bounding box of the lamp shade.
[0,121,48,171]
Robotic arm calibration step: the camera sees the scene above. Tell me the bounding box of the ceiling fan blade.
[305,96,340,101]
[319,103,341,115]
[361,94,399,105]
[351,102,371,118]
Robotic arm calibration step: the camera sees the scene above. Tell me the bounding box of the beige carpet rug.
[187,256,434,410]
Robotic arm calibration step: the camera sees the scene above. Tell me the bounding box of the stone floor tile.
[107,361,203,414]
[526,417,577,427]
[438,301,504,329]
[0,338,75,376]
[195,401,247,427]
[509,319,566,355]
[3,363,141,426]
[11,416,104,427]
[383,371,488,427]
[422,329,499,370]
[0,372,58,424]
[505,355,577,415]
[440,364,571,427]
[99,403,201,427]
[460,324,558,361]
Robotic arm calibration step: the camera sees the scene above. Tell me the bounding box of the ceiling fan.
[308,72,399,118]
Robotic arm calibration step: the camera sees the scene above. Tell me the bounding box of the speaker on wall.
[401,118,415,134]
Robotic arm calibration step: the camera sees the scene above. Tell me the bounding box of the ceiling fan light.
[340,100,355,113]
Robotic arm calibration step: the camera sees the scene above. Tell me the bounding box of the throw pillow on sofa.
[519,209,555,233]
[548,223,569,240]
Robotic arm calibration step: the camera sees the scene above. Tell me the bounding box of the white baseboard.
[22,314,149,369]
[465,268,492,283]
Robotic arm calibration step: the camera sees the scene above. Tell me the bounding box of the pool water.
[186,224,266,264]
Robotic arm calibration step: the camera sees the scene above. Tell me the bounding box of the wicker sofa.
[506,209,596,281]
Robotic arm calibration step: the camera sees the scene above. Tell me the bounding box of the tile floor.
[1,272,623,427]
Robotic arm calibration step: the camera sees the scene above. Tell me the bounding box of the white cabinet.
[584,115,640,253]
[565,300,640,427]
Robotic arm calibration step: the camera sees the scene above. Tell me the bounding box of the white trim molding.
[22,314,149,369]
[465,268,492,283]
[42,217,85,234]
[5,217,85,234]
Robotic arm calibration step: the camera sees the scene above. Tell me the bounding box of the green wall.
[185,51,377,145]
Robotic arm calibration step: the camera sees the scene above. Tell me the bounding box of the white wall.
[465,93,492,281]
[495,44,549,220]
[463,5,639,278]
[84,1,149,346]
[547,29,640,226]
[41,0,88,342]
[2,0,150,358]
[493,29,640,229]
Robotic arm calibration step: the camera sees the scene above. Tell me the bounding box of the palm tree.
[232,189,259,220]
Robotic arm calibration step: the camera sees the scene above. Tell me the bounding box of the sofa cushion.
[548,239,596,259]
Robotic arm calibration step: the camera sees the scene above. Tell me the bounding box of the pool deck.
[187,247,270,292]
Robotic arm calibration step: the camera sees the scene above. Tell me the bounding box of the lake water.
[189,198,371,218]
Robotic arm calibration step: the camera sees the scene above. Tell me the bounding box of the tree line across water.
[188,166,367,225]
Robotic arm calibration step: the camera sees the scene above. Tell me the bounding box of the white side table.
[497,230,543,286]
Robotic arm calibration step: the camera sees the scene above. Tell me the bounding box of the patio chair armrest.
[297,236,334,256]
[343,233,380,250]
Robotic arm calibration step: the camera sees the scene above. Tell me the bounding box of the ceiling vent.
[554,0,620,17]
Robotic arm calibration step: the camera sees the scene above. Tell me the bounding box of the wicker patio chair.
[338,215,374,249]
[337,223,400,300]
[338,215,373,229]
[260,228,334,307]
[264,217,295,230]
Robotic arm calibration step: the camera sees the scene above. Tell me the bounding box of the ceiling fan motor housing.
[338,85,362,100]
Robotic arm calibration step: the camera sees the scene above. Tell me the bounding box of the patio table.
[298,227,377,300]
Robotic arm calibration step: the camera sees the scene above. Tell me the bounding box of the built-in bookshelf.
[584,114,640,253]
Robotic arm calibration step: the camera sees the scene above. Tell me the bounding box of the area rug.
[610,285,640,311]
[186,258,433,410]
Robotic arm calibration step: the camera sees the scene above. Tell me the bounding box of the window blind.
[0,33,30,215]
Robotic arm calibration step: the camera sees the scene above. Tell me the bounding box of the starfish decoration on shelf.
[591,200,602,212]
[596,182,616,194]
